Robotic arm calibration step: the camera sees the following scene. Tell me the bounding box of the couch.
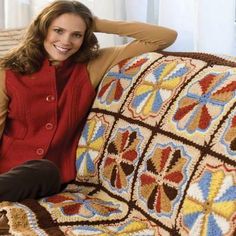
[0,29,236,236]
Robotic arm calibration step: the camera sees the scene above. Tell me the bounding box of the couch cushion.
[0,51,235,236]
[0,28,25,57]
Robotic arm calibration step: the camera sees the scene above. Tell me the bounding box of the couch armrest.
[0,28,25,58]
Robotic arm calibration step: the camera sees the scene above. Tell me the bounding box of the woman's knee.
[0,159,61,201]
[24,159,61,182]
[19,159,61,194]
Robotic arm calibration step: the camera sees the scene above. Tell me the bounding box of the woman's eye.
[54,28,63,34]
[73,33,82,38]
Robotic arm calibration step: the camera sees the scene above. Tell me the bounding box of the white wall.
[158,0,236,56]
[196,0,235,55]
[0,0,4,29]
[4,0,31,28]
[159,0,196,52]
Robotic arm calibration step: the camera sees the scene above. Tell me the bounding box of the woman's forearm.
[94,17,177,51]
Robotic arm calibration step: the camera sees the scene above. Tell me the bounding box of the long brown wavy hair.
[0,0,99,75]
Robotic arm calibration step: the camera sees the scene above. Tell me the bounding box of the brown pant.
[0,159,61,202]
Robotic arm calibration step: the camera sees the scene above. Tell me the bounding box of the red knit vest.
[0,59,95,183]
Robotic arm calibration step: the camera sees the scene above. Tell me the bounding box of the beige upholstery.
[0,28,25,58]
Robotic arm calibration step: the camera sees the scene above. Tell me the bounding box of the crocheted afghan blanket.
[0,51,236,236]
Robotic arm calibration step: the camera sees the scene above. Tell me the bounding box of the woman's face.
[44,13,86,62]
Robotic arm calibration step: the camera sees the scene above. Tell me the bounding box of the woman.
[0,0,177,202]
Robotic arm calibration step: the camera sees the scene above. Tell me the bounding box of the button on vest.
[45,123,54,130]
[46,95,55,102]
[36,148,45,156]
